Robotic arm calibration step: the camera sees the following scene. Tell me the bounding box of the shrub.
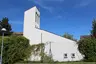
[0,36,32,64]
[78,37,96,61]
[31,43,54,63]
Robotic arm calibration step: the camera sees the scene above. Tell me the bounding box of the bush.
[31,43,54,63]
[0,36,32,64]
[78,37,96,61]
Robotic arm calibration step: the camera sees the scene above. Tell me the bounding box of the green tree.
[0,17,12,36]
[78,37,96,61]
[91,19,96,38]
[62,33,77,41]
[0,36,32,64]
[78,19,96,61]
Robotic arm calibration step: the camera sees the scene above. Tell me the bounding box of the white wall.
[31,29,83,61]
[23,6,40,41]
[23,6,83,61]
[41,29,83,61]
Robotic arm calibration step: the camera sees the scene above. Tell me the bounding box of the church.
[23,6,83,61]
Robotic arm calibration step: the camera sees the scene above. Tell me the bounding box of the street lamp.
[1,28,6,64]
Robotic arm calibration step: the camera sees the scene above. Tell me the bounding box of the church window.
[71,53,75,58]
[64,53,67,58]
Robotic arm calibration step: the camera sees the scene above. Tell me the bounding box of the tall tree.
[78,19,96,61]
[91,19,96,38]
[62,33,77,41]
[0,17,12,36]
[63,33,73,40]
[78,37,96,61]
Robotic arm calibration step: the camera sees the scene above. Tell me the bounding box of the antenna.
[41,33,43,63]
[49,42,52,58]
[47,41,53,62]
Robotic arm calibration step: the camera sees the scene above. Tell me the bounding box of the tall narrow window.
[35,12,40,28]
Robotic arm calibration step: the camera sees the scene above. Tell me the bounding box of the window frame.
[71,53,75,58]
[64,53,67,58]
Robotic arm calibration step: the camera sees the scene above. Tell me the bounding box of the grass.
[15,62,96,64]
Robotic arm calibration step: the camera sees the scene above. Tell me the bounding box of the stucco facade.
[23,6,83,61]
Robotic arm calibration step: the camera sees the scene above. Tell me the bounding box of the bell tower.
[23,6,40,39]
[24,6,40,29]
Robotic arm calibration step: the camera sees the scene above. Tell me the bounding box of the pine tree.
[0,17,12,36]
[91,19,96,38]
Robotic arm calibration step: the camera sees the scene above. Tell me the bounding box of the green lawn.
[15,62,96,64]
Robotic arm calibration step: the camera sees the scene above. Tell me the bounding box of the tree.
[78,37,96,61]
[0,36,32,64]
[31,43,54,63]
[78,19,96,61]
[62,33,77,41]
[0,17,12,36]
[91,19,96,38]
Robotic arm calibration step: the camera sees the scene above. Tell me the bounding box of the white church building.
[23,6,83,61]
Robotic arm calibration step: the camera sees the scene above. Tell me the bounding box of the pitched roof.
[13,32,23,35]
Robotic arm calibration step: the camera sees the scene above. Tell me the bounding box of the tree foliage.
[78,19,96,61]
[78,37,96,61]
[0,36,32,64]
[91,19,96,38]
[62,33,77,41]
[0,17,12,36]
[31,43,54,63]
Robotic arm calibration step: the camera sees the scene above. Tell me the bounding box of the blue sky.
[0,0,96,39]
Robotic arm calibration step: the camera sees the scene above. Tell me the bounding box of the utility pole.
[41,33,43,63]
[49,42,52,62]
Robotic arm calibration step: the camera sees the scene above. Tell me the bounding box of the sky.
[0,0,96,40]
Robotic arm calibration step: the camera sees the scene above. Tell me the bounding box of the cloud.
[57,15,63,19]
[79,0,91,7]
[0,8,21,18]
[0,8,23,25]
[28,0,65,13]
[34,0,53,12]
[75,0,94,8]
[45,0,65,2]
[9,21,23,25]
[28,0,53,12]
[28,0,64,13]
